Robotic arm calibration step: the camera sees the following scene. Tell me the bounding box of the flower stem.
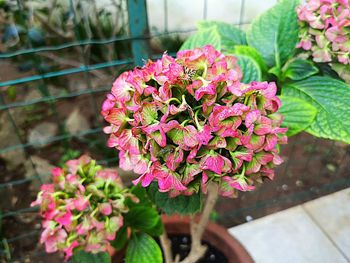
[160,231,174,263]
[179,183,219,263]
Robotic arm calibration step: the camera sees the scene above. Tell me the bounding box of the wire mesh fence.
[0,0,349,262]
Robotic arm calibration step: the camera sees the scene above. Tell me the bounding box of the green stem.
[166,97,181,104]
[194,110,203,130]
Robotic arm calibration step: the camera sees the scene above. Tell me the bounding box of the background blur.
[0,0,349,262]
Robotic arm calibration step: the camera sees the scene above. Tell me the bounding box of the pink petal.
[245,110,261,127]
[99,203,112,215]
[56,210,72,226]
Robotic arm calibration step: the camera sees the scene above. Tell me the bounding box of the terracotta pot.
[162,215,253,263]
[113,215,253,263]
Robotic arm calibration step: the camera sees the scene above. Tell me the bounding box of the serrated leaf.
[125,233,162,263]
[236,55,262,84]
[197,21,246,50]
[283,59,319,80]
[247,0,299,68]
[277,95,318,136]
[231,45,268,72]
[180,28,221,51]
[282,76,350,143]
[147,183,202,215]
[72,251,111,263]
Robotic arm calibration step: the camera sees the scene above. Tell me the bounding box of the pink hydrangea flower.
[31,155,137,260]
[297,0,350,65]
[102,45,288,197]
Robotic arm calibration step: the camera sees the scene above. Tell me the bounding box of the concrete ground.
[229,188,350,263]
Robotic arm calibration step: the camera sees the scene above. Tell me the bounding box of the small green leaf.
[277,95,318,136]
[72,251,111,263]
[111,226,128,250]
[236,55,262,84]
[147,183,203,215]
[180,28,221,51]
[125,233,162,263]
[247,0,299,68]
[283,59,319,80]
[283,76,350,143]
[231,45,268,73]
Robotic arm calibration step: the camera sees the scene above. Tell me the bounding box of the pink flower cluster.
[31,155,137,260]
[102,45,287,198]
[296,0,350,64]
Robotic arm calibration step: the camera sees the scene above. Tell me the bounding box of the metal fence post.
[127,0,150,66]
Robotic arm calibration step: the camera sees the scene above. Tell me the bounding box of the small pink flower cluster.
[102,45,287,198]
[31,155,137,260]
[296,0,350,64]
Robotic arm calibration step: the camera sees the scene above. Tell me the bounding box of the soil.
[165,234,227,263]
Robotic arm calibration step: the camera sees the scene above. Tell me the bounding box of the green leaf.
[125,233,162,263]
[197,21,247,50]
[6,86,17,100]
[124,185,164,236]
[180,21,246,51]
[180,28,221,51]
[231,45,268,72]
[124,206,162,235]
[317,63,343,80]
[147,183,203,215]
[277,95,318,136]
[236,55,262,83]
[111,226,128,250]
[283,59,319,81]
[282,76,350,143]
[268,66,282,79]
[247,0,299,68]
[128,184,153,207]
[72,251,111,263]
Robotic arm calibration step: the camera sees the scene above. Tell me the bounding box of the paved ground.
[229,188,350,263]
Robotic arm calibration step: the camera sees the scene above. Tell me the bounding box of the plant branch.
[179,183,219,263]
[160,231,174,263]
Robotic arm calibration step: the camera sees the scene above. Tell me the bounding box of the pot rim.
[162,214,254,263]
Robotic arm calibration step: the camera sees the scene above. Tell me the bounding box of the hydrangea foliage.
[31,155,137,260]
[102,45,287,198]
[296,0,350,65]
